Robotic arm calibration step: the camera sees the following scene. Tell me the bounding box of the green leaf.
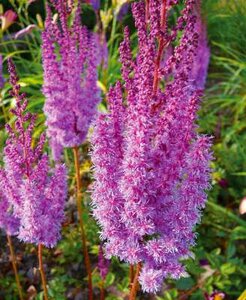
[226,242,236,258]
[175,277,195,290]
[104,273,115,287]
[231,226,246,240]
[221,263,236,275]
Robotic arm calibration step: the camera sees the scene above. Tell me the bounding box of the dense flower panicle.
[0,59,67,247]
[91,0,212,293]
[42,0,100,161]
[18,163,67,247]
[0,191,20,236]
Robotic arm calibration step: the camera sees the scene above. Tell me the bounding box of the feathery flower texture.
[91,0,212,293]
[42,0,100,160]
[0,60,67,247]
[0,191,20,236]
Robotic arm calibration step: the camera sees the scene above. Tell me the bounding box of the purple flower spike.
[98,244,110,280]
[91,0,212,293]
[42,0,100,161]
[0,59,67,247]
[0,191,20,236]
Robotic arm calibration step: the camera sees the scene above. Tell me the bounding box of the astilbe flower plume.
[91,0,212,293]
[0,59,67,248]
[98,244,110,280]
[42,0,100,160]
[0,191,20,236]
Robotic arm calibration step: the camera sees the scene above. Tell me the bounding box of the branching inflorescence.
[42,0,100,161]
[91,0,212,293]
[0,59,67,248]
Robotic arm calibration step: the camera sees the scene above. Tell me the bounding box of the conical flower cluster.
[0,59,67,247]
[42,0,100,160]
[91,0,212,293]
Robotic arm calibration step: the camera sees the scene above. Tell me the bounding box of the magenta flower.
[98,244,110,280]
[0,59,67,248]
[0,191,20,236]
[205,290,225,300]
[42,0,100,160]
[0,10,17,32]
[91,0,212,293]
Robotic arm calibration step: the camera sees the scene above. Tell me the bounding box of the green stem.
[73,146,93,300]
[207,201,246,227]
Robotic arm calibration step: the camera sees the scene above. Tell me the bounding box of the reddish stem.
[100,281,105,300]
[145,0,150,23]
[129,263,141,300]
[73,146,93,300]
[153,0,168,95]
[38,244,49,300]
[129,264,135,288]
[7,235,24,300]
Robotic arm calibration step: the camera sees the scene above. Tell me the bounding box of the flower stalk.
[153,0,167,95]
[73,146,93,300]
[129,265,135,289]
[38,244,49,300]
[6,234,24,300]
[129,263,141,300]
